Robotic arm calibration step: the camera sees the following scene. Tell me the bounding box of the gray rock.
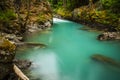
[98,32,120,40]
[5,34,16,40]
[53,14,62,18]
[44,21,51,28]
[16,37,23,41]
[4,34,23,42]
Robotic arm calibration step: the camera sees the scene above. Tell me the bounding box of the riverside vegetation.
[0,0,120,80]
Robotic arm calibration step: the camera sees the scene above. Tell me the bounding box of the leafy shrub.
[76,6,119,30]
[37,12,52,24]
[101,0,120,13]
[0,10,16,22]
[56,7,72,18]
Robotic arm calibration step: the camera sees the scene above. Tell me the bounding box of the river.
[16,18,120,80]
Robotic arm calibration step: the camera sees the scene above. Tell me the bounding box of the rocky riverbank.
[54,13,120,41]
[54,11,120,41]
[0,0,53,80]
[54,0,120,35]
[54,12,118,32]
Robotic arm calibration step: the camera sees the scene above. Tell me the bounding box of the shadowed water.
[16,18,120,80]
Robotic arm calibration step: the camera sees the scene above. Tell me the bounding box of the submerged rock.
[92,54,120,68]
[98,32,120,40]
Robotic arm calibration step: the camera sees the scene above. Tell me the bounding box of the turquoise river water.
[16,18,120,80]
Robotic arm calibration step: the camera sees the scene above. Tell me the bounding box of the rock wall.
[18,0,53,33]
[0,0,53,34]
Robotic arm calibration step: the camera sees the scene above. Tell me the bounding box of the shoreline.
[54,14,120,41]
[54,14,117,32]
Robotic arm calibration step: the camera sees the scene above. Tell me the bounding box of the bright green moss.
[0,10,16,22]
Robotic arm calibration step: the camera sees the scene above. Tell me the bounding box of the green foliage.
[0,10,16,22]
[77,7,119,30]
[101,0,113,9]
[55,7,72,18]
[53,1,63,8]
[38,12,52,24]
[101,0,120,13]
[48,0,90,10]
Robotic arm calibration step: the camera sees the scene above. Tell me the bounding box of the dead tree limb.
[13,64,29,80]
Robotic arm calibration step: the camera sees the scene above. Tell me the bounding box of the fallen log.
[13,64,29,80]
[15,42,46,47]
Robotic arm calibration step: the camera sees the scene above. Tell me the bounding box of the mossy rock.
[74,6,119,30]
[0,38,16,63]
[0,38,16,52]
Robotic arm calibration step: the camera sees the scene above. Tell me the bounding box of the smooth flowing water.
[16,18,120,80]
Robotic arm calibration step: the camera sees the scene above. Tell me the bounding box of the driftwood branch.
[13,64,29,80]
